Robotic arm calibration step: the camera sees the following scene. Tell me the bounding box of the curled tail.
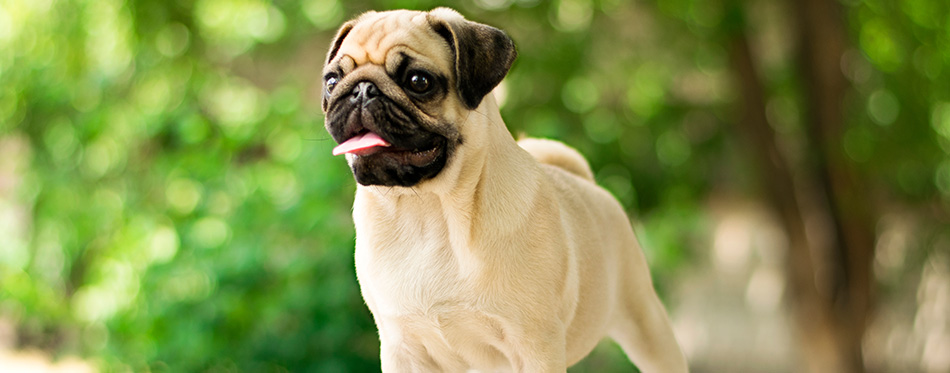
[517,137,594,181]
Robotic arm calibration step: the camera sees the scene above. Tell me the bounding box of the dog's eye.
[325,76,339,94]
[407,72,432,94]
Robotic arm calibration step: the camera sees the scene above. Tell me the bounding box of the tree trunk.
[786,2,877,371]
[725,0,877,371]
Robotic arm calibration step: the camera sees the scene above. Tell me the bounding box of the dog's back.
[518,137,595,181]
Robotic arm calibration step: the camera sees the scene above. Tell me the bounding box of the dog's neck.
[353,94,544,249]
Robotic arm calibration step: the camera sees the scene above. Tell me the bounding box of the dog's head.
[322,8,516,187]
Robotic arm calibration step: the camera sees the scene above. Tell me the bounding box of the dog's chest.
[357,242,510,370]
[354,224,473,315]
[353,195,479,311]
[353,207,511,369]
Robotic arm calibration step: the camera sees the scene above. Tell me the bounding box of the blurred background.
[1,0,948,371]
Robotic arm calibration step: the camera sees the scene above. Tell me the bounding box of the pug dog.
[322,8,688,373]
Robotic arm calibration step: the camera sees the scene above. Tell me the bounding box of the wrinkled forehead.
[333,10,453,73]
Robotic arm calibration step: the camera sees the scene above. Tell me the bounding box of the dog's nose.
[351,81,380,103]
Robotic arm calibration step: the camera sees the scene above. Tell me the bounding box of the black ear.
[428,9,517,109]
[325,20,356,65]
[323,20,357,112]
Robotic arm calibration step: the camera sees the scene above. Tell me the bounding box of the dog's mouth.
[331,128,449,187]
[333,130,444,167]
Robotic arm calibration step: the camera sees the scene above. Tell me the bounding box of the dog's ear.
[323,18,359,112]
[428,8,517,110]
[325,19,357,65]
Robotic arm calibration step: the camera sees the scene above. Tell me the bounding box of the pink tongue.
[332,132,391,156]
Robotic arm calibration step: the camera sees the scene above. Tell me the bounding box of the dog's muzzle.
[351,81,380,104]
[326,81,450,187]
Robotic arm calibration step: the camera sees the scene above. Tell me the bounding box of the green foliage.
[1,0,948,371]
